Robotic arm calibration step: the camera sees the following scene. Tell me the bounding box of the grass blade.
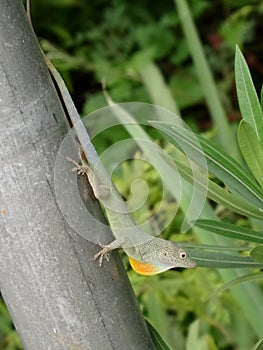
[174,0,240,159]
[140,61,180,115]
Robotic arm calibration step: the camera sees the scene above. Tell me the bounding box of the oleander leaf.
[238,120,263,189]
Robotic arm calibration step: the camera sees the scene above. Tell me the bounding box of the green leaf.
[186,320,200,350]
[235,46,263,146]
[139,61,180,115]
[104,93,263,339]
[194,220,263,244]
[186,248,263,268]
[186,320,219,350]
[102,98,210,232]
[172,158,263,219]
[145,318,172,350]
[183,242,249,252]
[150,120,263,209]
[252,338,263,350]
[238,120,263,189]
[174,0,240,159]
[250,246,263,263]
[209,272,263,299]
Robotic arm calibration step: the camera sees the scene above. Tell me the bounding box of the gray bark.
[0,1,155,349]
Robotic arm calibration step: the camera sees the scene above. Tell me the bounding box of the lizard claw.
[75,165,90,176]
[66,156,79,167]
[93,244,111,267]
[66,156,90,176]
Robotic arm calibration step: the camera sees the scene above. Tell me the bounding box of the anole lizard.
[67,153,196,275]
[40,38,196,275]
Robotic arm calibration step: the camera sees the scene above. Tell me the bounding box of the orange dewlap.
[129,257,166,276]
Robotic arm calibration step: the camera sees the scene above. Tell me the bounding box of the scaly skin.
[68,157,196,275]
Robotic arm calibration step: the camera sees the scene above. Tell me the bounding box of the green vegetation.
[3,0,263,349]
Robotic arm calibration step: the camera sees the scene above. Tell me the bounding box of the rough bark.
[0,1,155,349]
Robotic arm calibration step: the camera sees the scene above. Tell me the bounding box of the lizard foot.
[66,156,90,176]
[93,244,111,267]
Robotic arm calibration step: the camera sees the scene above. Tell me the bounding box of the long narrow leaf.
[238,120,263,189]
[252,338,263,350]
[103,95,210,232]
[139,61,180,115]
[183,242,250,252]
[174,0,240,159]
[173,7,263,336]
[145,318,172,350]
[194,220,263,244]
[186,249,263,268]
[150,121,263,209]
[235,46,263,146]
[171,158,263,219]
[209,272,263,299]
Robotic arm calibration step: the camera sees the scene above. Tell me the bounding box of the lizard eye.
[180,252,186,259]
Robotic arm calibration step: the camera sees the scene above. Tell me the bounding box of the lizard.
[33,18,196,274]
[67,153,196,275]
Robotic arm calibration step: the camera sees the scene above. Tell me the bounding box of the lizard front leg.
[67,155,120,266]
[93,239,124,266]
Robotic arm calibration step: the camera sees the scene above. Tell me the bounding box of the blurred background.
[2,0,263,349]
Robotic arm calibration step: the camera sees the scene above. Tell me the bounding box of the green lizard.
[67,153,196,275]
[43,49,196,275]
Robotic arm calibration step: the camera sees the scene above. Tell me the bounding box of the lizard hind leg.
[66,156,110,200]
[66,156,90,176]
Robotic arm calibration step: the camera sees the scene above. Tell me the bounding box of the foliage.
[0,300,22,350]
[3,0,263,349]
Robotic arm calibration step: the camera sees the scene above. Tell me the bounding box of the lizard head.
[128,239,196,275]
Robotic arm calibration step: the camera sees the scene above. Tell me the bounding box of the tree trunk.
[0,1,155,349]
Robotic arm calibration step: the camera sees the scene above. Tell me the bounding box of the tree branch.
[0,1,155,349]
